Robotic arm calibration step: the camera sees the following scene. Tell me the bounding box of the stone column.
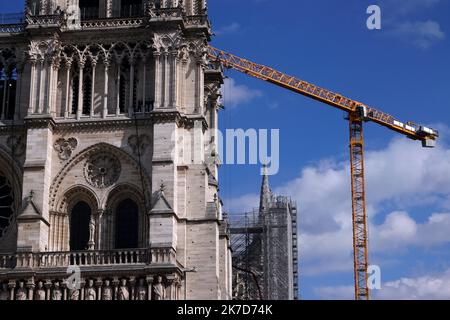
[91,59,97,117]
[77,60,85,119]
[47,58,60,115]
[170,50,179,108]
[146,276,154,300]
[142,57,147,112]
[103,59,109,118]
[153,52,161,109]
[62,282,68,300]
[8,281,15,301]
[28,58,37,115]
[113,278,120,300]
[129,277,136,301]
[164,52,169,108]
[45,281,52,300]
[1,68,8,120]
[180,55,188,111]
[64,60,72,118]
[14,64,23,120]
[116,60,121,115]
[96,279,103,300]
[128,58,135,116]
[27,280,35,300]
[38,58,46,113]
[195,58,206,114]
[166,275,176,300]
[80,281,85,300]
[97,209,104,249]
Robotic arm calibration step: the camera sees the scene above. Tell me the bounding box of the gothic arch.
[55,184,100,214]
[49,185,99,251]
[102,183,147,249]
[0,147,22,250]
[49,142,151,212]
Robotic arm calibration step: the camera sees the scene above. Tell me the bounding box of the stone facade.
[0,0,232,300]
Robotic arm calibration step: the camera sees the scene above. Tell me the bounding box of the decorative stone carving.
[69,289,79,301]
[0,283,9,300]
[117,279,129,300]
[85,279,96,300]
[15,281,27,300]
[34,281,46,300]
[54,138,78,160]
[135,279,147,300]
[128,134,151,156]
[7,135,26,158]
[88,215,95,250]
[52,282,62,300]
[153,276,165,300]
[84,153,121,189]
[102,280,113,301]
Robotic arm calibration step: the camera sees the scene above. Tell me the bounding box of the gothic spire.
[259,165,271,214]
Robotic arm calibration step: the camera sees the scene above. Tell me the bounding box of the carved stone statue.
[102,279,113,301]
[135,279,147,300]
[117,279,129,300]
[85,279,96,301]
[34,281,46,300]
[88,216,95,250]
[52,282,62,300]
[15,281,27,300]
[69,289,79,300]
[0,283,9,300]
[153,276,165,300]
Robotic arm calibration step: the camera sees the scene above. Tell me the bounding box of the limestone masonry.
[0,0,232,300]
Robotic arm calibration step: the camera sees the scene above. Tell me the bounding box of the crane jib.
[207,46,439,146]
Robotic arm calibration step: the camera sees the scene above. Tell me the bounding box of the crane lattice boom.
[208,45,439,300]
[207,46,438,146]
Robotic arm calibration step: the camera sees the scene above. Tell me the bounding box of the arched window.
[71,65,79,115]
[115,199,139,249]
[0,175,14,239]
[27,0,41,15]
[82,62,93,116]
[70,201,91,251]
[0,67,17,121]
[80,0,100,20]
[121,0,143,17]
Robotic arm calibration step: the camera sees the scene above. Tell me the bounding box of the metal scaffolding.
[229,196,298,300]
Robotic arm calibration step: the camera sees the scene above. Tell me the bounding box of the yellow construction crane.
[207,46,439,300]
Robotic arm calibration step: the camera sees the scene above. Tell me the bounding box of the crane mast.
[208,46,439,300]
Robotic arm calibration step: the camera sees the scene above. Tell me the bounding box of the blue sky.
[208,0,450,300]
[3,0,450,299]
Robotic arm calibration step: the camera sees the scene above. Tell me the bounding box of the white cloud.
[313,285,354,300]
[226,127,450,283]
[382,0,442,16]
[314,269,450,300]
[215,22,241,35]
[379,0,445,49]
[226,193,260,213]
[222,78,262,108]
[391,20,445,49]
[376,269,450,300]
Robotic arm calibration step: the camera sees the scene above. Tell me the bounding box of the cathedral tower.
[0,0,231,300]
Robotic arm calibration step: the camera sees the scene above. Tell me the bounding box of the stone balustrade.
[0,247,176,270]
[25,14,64,27]
[0,274,182,300]
[0,23,25,34]
[81,17,145,29]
